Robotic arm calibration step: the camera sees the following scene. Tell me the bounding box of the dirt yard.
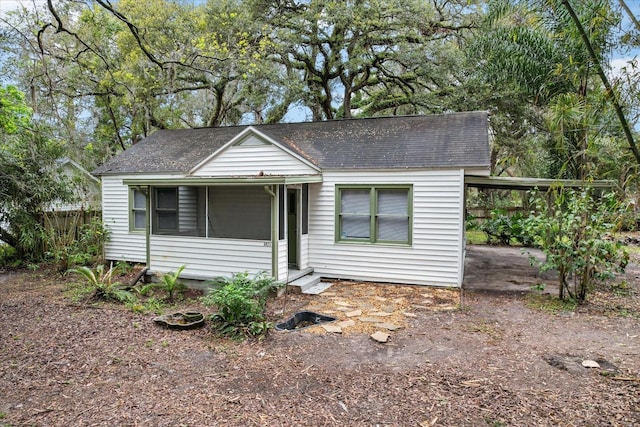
[1,246,639,426]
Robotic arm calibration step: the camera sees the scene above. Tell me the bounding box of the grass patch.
[64,281,95,302]
[466,230,488,245]
[526,293,577,314]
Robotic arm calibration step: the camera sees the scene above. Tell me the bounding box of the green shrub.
[0,244,20,267]
[201,272,282,338]
[480,210,534,246]
[45,215,109,271]
[68,263,134,303]
[525,189,628,301]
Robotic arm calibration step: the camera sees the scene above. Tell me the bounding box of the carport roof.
[465,176,616,191]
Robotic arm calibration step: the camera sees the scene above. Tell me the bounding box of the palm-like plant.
[68,263,134,302]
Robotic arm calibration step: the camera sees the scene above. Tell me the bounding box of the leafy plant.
[201,272,282,338]
[68,263,134,303]
[44,214,109,271]
[525,188,628,301]
[481,210,534,246]
[149,265,187,302]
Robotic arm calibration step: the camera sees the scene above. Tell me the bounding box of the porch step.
[288,273,332,295]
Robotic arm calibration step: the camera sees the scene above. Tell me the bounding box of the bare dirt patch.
[1,247,639,426]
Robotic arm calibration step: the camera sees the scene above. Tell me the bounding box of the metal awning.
[465,176,616,191]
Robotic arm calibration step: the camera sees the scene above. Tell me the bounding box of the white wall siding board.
[193,145,318,177]
[299,234,309,269]
[150,236,271,279]
[277,239,288,281]
[308,170,464,286]
[102,176,146,263]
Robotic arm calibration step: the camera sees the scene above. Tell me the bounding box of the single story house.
[92,111,490,287]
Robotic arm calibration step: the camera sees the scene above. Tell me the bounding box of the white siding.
[277,239,287,281]
[307,169,464,287]
[150,236,272,279]
[299,234,309,269]
[102,176,146,263]
[192,144,318,177]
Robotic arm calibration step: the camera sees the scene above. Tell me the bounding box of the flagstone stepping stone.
[337,319,356,328]
[359,317,382,323]
[403,312,417,318]
[370,331,390,343]
[370,311,393,317]
[335,301,352,307]
[374,322,402,331]
[321,324,343,333]
[345,310,362,317]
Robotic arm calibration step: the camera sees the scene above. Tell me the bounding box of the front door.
[287,189,299,268]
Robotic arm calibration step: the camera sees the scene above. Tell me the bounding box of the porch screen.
[208,186,271,240]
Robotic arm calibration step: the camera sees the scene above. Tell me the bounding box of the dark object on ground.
[275,311,336,331]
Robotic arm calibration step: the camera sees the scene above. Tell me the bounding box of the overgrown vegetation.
[45,215,109,271]
[525,188,628,301]
[201,272,282,338]
[68,263,134,303]
[480,210,534,246]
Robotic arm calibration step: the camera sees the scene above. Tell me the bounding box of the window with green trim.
[130,188,147,232]
[336,185,412,244]
[154,187,178,234]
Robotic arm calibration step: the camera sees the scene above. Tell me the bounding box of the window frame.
[153,186,179,235]
[129,187,147,232]
[335,184,412,245]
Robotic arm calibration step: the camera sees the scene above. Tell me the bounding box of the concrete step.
[288,273,331,294]
[302,281,333,295]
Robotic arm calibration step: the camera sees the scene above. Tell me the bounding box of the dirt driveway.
[1,246,639,426]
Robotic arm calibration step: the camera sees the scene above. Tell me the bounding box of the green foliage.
[0,244,19,267]
[526,293,578,314]
[68,263,134,303]
[201,272,282,338]
[0,85,31,134]
[125,296,165,314]
[0,86,73,260]
[525,188,628,301]
[44,215,109,271]
[150,265,187,302]
[481,210,533,246]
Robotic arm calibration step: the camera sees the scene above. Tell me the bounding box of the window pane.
[341,215,370,239]
[156,188,177,209]
[133,190,146,209]
[157,211,177,230]
[134,211,146,229]
[377,189,408,215]
[377,217,408,242]
[341,189,369,214]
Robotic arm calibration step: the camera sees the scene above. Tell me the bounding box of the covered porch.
[122,175,321,283]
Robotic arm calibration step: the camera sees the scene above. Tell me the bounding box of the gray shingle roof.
[92,111,490,176]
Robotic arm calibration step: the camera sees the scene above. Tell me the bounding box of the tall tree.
[250,0,480,120]
[469,0,633,182]
[0,85,71,258]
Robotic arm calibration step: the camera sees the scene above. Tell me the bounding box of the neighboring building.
[50,157,101,212]
[92,112,490,287]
